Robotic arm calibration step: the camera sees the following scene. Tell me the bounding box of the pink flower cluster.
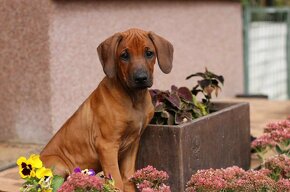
[57,172,103,192]
[265,154,290,179]
[137,183,171,192]
[251,119,290,149]
[185,166,290,192]
[277,178,290,191]
[130,165,171,192]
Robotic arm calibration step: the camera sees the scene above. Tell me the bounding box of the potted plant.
[136,68,251,192]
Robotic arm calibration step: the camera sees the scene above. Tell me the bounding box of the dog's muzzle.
[132,69,152,89]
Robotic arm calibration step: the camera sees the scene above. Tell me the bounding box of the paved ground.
[0,142,42,172]
[0,98,289,191]
[0,167,21,192]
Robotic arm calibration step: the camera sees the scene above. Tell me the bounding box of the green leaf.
[282,139,290,147]
[253,146,264,153]
[51,175,64,192]
[192,95,208,116]
[275,145,283,154]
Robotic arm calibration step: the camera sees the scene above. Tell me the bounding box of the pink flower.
[276,178,290,191]
[265,154,290,179]
[141,187,154,192]
[131,165,169,183]
[158,184,171,192]
[251,134,276,149]
[137,180,154,190]
[130,166,170,192]
[251,119,290,150]
[139,184,170,192]
[265,120,290,133]
[57,172,103,192]
[185,166,276,191]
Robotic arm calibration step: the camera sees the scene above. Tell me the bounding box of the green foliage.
[241,0,290,7]
[20,178,40,192]
[51,175,64,192]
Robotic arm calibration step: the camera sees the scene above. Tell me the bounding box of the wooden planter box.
[136,102,251,192]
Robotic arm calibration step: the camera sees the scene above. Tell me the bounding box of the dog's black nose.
[134,70,148,84]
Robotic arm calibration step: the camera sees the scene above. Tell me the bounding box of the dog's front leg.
[97,141,124,191]
[120,139,140,192]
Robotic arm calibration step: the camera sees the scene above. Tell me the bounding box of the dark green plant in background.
[241,0,290,7]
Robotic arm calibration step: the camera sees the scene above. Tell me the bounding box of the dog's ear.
[97,33,122,78]
[148,32,173,74]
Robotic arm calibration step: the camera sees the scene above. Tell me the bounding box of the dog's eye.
[145,50,154,58]
[120,51,129,61]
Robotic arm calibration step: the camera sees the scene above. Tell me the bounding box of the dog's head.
[97,28,173,89]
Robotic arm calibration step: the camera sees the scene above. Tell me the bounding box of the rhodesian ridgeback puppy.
[40,28,173,191]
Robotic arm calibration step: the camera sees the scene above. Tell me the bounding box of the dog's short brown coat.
[40,28,173,191]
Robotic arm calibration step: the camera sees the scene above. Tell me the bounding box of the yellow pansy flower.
[43,189,52,192]
[17,156,35,178]
[27,154,43,169]
[16,154,43,179]
[36,167,53,179]
[38,174,53,191]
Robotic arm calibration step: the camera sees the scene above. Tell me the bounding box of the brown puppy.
[40,28,173,191]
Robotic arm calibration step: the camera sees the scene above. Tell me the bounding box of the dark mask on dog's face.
[97,28,174,90]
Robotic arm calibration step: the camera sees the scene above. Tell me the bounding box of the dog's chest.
[118,109,148,151]
[126,109,147,135]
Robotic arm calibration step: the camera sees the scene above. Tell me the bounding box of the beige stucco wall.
[0,0,244,144]
[0,0,52,143]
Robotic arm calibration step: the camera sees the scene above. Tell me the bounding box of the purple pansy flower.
[74,167,82,173]
[73,167,95,176]
[86,169,96,176]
